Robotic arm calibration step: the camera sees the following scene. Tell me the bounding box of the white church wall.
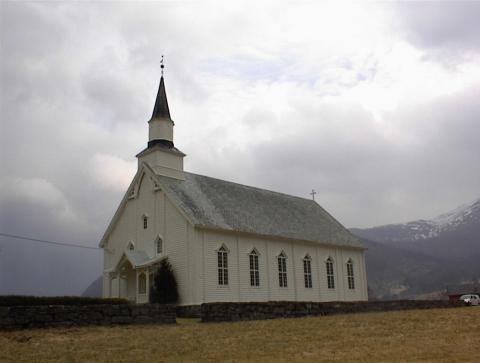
[267,240,296,301]
[317,246,341,302]
[102,190,136,277]
[203,230,240,303]
[187,229,204,305]
[138,150,185,180]
[164,197,189,304]
[292,244,319,302]
[155,189,165,246]
[136,174,156,256]
[101,169,192,304]
[199,228,368,304]
[338,249,363,302]
[237,236,269,302]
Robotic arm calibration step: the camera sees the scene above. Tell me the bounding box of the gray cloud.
[393,2,480,61]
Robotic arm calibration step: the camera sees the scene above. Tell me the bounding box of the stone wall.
[0,303,175,330]
[176,304,202,318]
[201,300,463,322]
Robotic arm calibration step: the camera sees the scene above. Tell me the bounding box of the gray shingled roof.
[156,172,364,249]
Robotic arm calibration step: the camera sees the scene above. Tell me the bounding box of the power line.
[0,232,101,251]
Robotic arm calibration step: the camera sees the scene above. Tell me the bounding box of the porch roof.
[110,250,166,272]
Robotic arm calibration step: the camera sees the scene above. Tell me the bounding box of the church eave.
[193,224,367,251]
[136,144,186,158]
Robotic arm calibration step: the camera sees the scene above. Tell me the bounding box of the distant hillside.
[352,198,480,259]
[81,276,102,297]
[355,197,480,299]
[363,239,480,299]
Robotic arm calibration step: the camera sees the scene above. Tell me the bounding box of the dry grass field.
[1,307,479,362]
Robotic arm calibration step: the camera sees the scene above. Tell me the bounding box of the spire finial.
[160,55,165,77]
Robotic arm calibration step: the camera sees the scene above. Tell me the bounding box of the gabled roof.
[100,163,364,249]
[156,172,364,249]
[110,250,166,272]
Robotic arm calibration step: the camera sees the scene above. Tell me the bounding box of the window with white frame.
[278,251,288,288]
[217,246,228,285]
[127,241,135,251]
[347,259,355,289]
[138,273,146,294]
[303,255,313,288]
[155,237,163,255]
[249,249,260,287]
[326,257,335,289]
[143,215,148,229]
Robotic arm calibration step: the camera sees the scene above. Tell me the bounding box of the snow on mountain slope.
[351,198,480,243]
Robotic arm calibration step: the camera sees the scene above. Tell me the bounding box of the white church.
[100,69,368,305]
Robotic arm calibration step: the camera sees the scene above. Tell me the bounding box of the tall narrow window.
[217,246,228,285]
[326,257,335,289]
[347,259,355,289]
[249,249,260,287]
[156,237,163,255]
[143,215,148,229]
[278,252,287,288]
[303,255,313,288]
[138,273,146,294]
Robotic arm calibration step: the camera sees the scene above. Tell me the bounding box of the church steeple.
[138,59,185,181]
[148,58,174,149]
[151,76,171,120]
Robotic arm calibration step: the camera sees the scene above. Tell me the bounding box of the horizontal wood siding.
[200,230,367,304]
[204,231,240,303]
[102,172,190,305]
[165,198,188,304]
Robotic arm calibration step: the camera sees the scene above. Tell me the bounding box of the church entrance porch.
[107,251,167,303]
[118,260,136,302]
[108,259,151,304]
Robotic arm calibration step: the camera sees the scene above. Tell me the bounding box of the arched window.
[278,251,288,288]
[217,245,228,285]
[303,254,313,288]
[347,259,355,289]
[326,257,335,289]
[138,273,146,294]
[249,249,260,287]
[155,237,163,255]
[127,241,135,251]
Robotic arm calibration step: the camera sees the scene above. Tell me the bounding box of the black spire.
[148,57,175,149]
[151,75,171,119]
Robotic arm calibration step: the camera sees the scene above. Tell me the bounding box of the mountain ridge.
[352,197,480,299]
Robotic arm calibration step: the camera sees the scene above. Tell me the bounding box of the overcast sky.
[1,1,480,291]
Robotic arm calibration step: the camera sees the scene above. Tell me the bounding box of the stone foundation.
[201,300,463,322]
[0,303,175,330]
[176,304,202,318]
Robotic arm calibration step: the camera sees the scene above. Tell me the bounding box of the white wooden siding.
[200,230,367,304]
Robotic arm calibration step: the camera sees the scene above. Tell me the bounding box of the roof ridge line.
[182,171,317,203]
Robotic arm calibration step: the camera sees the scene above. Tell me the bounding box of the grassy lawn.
[1,307,479,362]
